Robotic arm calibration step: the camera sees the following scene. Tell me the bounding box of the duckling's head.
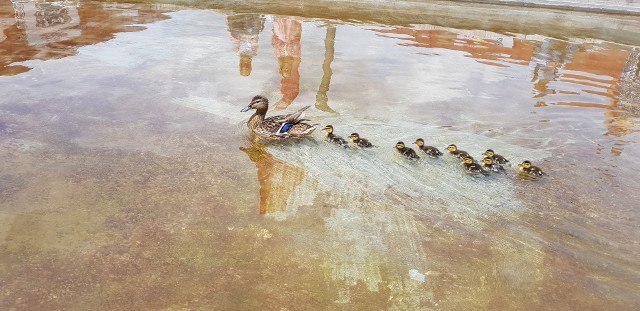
[447,144,458,152]
[240,95,269,112]
[483,157,494,165]
[415,138,424,147]
[350,133,360,142]
[520,160,532,169]
[483,149,495,157]
[463,156,474,164]
[396,141,406,150]
[324,125,334,135]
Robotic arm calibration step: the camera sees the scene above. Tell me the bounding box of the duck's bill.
[240,105,252,112]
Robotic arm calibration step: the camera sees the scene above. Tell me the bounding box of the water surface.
[1,1,639,310]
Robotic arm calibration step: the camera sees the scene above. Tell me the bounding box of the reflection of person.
[272,17,302,110]
[226,14,265,77]
[240,141,304,215]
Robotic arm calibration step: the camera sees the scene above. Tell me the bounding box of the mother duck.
[241,95,317,139]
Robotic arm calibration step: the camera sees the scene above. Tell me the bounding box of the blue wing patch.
[278,123,293,134]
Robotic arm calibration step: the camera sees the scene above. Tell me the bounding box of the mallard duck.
[483,149,509,165]
[481,157,506,174]
[241,95,317,139]
[447,144,470,159]
[395,141,420,160]
[519,160,544,177]
[349,133,373,148]
[324,125,348,147]
[415,138,442,158]
[462,156,488,175]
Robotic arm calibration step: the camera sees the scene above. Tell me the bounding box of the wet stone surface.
[0,1,639,310]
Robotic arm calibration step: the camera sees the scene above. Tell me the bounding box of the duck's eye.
[396,144,403,148]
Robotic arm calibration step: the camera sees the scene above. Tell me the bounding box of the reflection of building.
[12,0,80,45]
[226,13,265,77]
[0,1,170,76]
[272,17,302,110]
[376,24,639,153]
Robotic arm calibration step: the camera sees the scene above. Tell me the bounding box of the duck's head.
[324,125,334,135]
[483,157,494,165]
[350,133,360,142]
[447,144,458,152]
[520,160,532,169]
[483,149,495,157]
[396,141,406,150]
[463,156,474,164]
[241,95,269,112]
[415,138,424,147]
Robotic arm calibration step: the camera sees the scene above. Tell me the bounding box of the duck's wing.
[283,105,311,124]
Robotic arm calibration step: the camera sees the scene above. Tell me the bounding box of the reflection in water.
[1,4,640,310]
[272,17,302,110]
[0,0,169,75]
[315,25,337,113]
[226,13,265,76]
[240,140,304,216]
[377,25,640,154]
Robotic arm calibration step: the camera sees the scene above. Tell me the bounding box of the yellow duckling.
[415,138,443,158]
[395,141,420,160]
[519,160,544,177]
[324,125,348,147]
[462,156,488,175]
[349,133,374,148]
[483,149,509,165]
[447,144,470,160]
[481,157,506,174]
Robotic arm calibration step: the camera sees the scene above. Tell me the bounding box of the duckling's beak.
[240,104,252,112]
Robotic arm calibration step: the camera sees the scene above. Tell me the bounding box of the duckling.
[395,141,420,160]
[519,160,544,177]
[324,125,348,147]
[414,138,443,158]
[447,144,470,160]
[481,157,506,174]
[462,156,488,175]
[483,149,509,165]
[349,133,374,148]
[241,95,317,139]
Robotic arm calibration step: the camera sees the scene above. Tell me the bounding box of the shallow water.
[1,1,639,310]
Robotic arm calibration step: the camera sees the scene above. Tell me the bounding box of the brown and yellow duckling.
[324,125,348,147]
[414,138,443,158]
[349,133,374,148]
[519,160,544,177]
[241,95,317,139]
[462,156,488,175]
[395,141,420,160]
[481,157,506,174]
[447,144,470,160]
[483,149,510,165]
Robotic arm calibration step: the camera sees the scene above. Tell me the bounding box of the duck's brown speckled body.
[241,95,317,139]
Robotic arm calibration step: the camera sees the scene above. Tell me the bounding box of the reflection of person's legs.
[275,56,300,110]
